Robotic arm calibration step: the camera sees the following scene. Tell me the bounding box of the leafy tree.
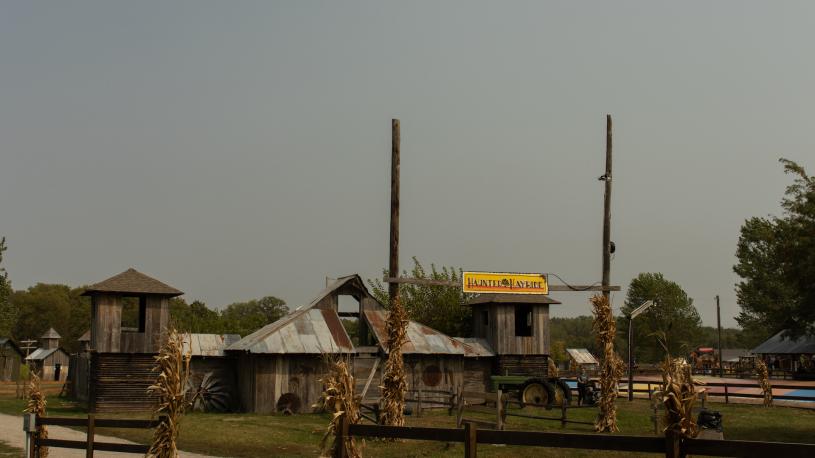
[368,257,473,337]
[220,296,288,337]
[550,316,600,356]
[0,238,16,338]
[734,159,815,339]
[11,283,90,353]
[621,273,702,363]
[170,298,224,334]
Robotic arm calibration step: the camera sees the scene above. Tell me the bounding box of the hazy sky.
[2,2,814,327]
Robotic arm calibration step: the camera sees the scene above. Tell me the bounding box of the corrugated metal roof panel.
[453,338,495,357]
[567,348,599,365]
[363,309,465,355]
[26,348,58,361]
[227,275,360,354]
[182,334,241,357]
[753,331,815,355]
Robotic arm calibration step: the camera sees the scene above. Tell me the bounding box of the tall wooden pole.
[602,115,613,299]
[389,119,400,304]
[716,295,723,377]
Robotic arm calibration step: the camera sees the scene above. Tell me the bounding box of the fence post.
[496,389,504,430]
[417,389,423,418]
[23,413,35,458]
[464,421,477,458]
[560,402,567,428]
[448,386,456,416]
[86,413,95,458]
[664,430,682,458]
[334,412,349,458]
[724,384,729,404]
[648,383,652,400]
[456,387,466,428]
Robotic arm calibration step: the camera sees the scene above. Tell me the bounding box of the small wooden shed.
[0,338,23,381]
[26,328,70,381]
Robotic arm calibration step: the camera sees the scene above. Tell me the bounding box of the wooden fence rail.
[334,413,815,458]
[25,414,166,457]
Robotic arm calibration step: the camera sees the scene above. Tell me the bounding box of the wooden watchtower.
[467,293,560,377]
[81,268,183,412]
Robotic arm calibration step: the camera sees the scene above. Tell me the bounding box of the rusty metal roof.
[182,334,242,357]
[227,275,360,354]
[566,348,599,365]
[452,338,495,357]
[362,309,467,355]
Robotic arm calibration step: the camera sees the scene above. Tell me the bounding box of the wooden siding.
[236,355,328,414]
[93,295,168,354]
[353,354,382,399]
[91,353,158,413]
[40,350,70,381]
[472,304,549,356]
[404,355,464,407]
[68,353,90,402]
[495,355,548,378]
[462,359,491,395]
[92,294,121,353]
[0,344,21,381]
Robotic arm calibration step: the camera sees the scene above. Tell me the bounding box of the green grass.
[0,397,813,457]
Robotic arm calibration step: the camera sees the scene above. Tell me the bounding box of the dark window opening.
[481,310,489,326]
[121,296,147,332]
[514,305,533,337]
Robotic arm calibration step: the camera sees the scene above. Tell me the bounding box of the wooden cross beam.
[383,277,621,292]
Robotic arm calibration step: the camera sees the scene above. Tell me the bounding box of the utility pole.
[716,295,723,377]
[389,119,400,306]
[602,115,613,299]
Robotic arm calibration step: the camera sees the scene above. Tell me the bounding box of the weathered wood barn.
[81,268,182,412]
[25,328,70,381]
[0,338,23,381]
[225,275,476,413]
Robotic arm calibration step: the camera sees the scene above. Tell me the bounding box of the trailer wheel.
[520,378,556,409]
[553,379,572,406]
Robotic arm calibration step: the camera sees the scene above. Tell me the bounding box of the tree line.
[0,244,288,353]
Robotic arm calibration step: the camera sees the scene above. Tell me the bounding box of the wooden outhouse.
[0,338,23,381]
[25,328,70,381]
[467,293,559,377]
[81,268,183,412]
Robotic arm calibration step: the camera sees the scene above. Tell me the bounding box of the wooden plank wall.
[42,350,71,381]
[0,345,20,381]
[353,353,382,398]
[495,355,548,378]
[91,353,158,413]
[474,304,550,356]
[235,352,256,413]
[92,294,121,353]
[405,355,464,406]
[69,353,90,402]
[462,359,492,395]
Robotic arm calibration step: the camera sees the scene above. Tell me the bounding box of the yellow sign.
[462,272,549,295]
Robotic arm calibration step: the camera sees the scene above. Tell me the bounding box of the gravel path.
[0,413,216,457]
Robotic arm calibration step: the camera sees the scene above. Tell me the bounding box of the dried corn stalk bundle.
[25,372,48,458]
[548,357,559,378]
[147,327,192,458]
[660,354,699,438]
[755,359,772,407]
[591,294,625,432]
[315,358,362,458]
[380,296,409,427]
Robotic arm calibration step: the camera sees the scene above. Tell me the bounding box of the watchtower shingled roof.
[82,268,183,297]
